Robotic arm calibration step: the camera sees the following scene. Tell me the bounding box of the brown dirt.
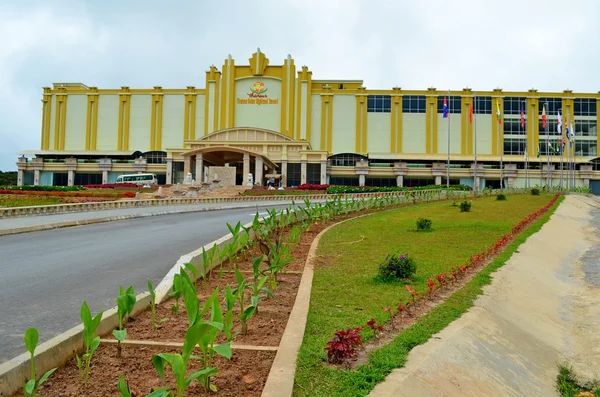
[32,344,275,397]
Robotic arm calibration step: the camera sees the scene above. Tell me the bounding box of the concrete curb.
[261,214,371,397]
[0,201,308,237]
[0,292,151,397]
[0,207,287,397]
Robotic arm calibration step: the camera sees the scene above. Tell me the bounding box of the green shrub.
[459,200,472,212]
[531,188,540,196]
[416,217,432,231]
[325,184,472,195]
[377,253,416,280]
[496,193,507,201]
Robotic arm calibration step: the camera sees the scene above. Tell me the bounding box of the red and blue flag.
[443,96,448,118]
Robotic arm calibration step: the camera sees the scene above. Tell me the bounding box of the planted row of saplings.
[18,192,458,397]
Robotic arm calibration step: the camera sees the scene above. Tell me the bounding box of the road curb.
[261,213,372,397]
[0,201,306,237]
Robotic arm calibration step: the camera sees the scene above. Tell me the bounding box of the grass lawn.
[0,196,63,207]
[294,193,559,396]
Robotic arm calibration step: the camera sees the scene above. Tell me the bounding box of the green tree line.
[0,171,17,186]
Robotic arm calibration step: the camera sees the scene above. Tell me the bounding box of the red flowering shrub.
[122,192,136,198]
[427,278,436,297]
[297,184,329,191]
[366,318,384,335]
[324,327,364,363]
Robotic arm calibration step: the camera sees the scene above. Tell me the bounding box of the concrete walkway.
[0,199,311,235]
[369,194,600,397]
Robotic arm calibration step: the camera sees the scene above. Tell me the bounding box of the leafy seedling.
[23,328,56,397]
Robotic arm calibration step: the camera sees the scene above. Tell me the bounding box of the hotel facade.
[16,49,600,190]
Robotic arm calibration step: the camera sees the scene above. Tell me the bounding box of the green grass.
[557,365,600,397]
[293,193,561,396]
[0,196,63,207]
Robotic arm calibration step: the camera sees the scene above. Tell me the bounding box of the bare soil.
[14,216,352,397]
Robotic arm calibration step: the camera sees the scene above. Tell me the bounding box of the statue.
[247,173,254,187]
[214,173,219,181]
[184,172,193,184]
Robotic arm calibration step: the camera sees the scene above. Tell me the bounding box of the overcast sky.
[1,0,598,171]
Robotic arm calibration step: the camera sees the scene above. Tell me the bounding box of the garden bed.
[14,213,346,397]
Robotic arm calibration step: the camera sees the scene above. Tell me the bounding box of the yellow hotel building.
[16,49,600,190]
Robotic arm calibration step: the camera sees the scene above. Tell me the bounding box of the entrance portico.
[180,146,279,187]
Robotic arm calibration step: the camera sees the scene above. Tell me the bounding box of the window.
[574,120,597,137]
[574,98,597,116]
[539,97,562,114]
[403,178,435,187]
[329,176,359,186]
[287,163,301,187]
[503,118,527,135]
[306,163,321,184]
[538,119,562,136]
[503,97,527,115]
[328,153,368,167]
[436,96,461,114]
[367,95,391,113]
[402,96,426,113]
[365,177,396,187]
[474,97,492,114]
[142,151,167,164]
[575,139,597,156]
[503,138,527,155]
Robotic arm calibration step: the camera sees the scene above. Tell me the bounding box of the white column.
[320,160,327,185]
[243,153,250,185]
[183,157,192,184]
[102,170,109,185]
[195,153,204,183]
[300,160,307,185]
[281,160,288,187]
[396,175,404,187]
[166,159,173,185]
[435,176,442,185]
[34,170,40,186]
[68,170,75,186]
[17,169,24,186]
[359,174,366,187]
[255,156,264,186]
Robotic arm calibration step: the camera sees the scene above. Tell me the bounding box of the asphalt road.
[0,204,297,363]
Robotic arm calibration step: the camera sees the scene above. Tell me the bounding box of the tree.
[0,171,17,186]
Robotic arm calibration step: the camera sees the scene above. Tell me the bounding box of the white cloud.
[0,0,598,170]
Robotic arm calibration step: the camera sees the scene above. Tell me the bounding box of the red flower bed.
[0,189,134,199]
[297,184,329,191]
[326,193,562,363]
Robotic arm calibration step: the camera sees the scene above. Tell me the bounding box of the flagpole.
[523,100,528,188]
[474,93,478,193]
[545,101,550,189]
[446,89,450,189]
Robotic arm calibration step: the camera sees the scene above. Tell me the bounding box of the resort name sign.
[237,81,279,105]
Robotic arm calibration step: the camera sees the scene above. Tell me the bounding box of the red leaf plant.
[426,278,436,298]
[383,307,395,329]
[397,303,410,322]
[406,285,419,305]
[324,326,364,364]
[366,318,384,337]
[436,273,447,289]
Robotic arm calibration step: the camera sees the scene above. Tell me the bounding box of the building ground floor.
[17,127,600,190]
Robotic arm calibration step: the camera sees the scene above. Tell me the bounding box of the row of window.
[504,138,597,156]
[366,95,598,116]
[502,119,597,136]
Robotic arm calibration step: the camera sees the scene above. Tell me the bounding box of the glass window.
[538,118,562,136]
[328,153,368,167]
[575,139,598,156]
[437,96,461,114]
[287,163,301,187]
[539,97,562,115]
[402,96,426,113]
[474,97,492,114]
[574,98,597,116]
[503,118,526,135]
[503,138,527,155]
[306,163,321,184]
[503,97,527,115]
[574,120,598,137]
[329,176,359,186]
[365,177,396,187]
[367,95,391,113]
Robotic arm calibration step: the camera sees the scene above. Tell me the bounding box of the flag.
[496,100,502,124]
[565,121,572,147]
[570,122,575,144]
[469,100,473,124]
[542,106,547,129]
[520,104,525,128]
[557,110,562,134]
[549,142,556,153]
[537,143,541,158]
[443,96,449,118]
